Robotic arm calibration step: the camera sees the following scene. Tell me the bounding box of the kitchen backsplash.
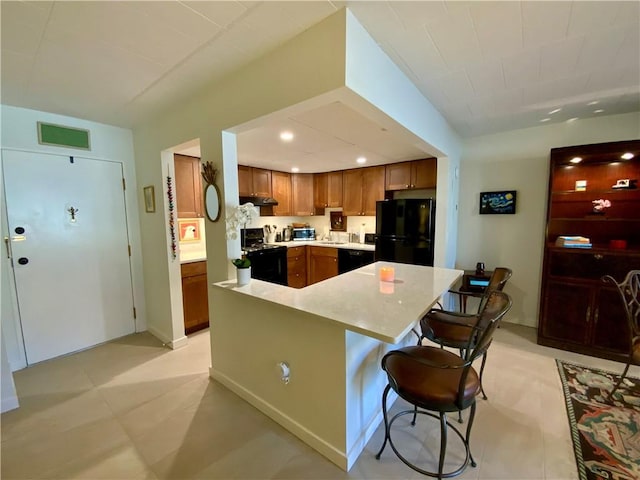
[245,207,375,241]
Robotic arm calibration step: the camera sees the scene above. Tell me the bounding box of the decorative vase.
[236,266,251,286]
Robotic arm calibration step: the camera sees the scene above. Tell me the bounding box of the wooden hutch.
[538,139,640,361]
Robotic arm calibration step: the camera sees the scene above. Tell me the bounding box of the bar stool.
[376,291,512,478]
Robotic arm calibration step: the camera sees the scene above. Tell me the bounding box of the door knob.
[17,257,29,265]
[15,226,25,234]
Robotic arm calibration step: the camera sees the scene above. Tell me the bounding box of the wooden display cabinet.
[174,154,203,218]
[538,139,640,361]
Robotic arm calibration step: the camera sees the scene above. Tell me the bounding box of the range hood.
[239,196,279,207]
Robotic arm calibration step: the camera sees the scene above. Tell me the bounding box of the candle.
[379,266,395,282]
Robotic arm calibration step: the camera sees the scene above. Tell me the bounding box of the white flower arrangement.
[226,202,258,239]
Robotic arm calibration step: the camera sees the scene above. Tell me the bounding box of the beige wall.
[458,111,640,326]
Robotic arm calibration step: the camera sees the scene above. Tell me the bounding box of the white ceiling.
[2,1,639,172]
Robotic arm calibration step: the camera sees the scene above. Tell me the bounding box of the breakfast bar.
[210,262,462,471]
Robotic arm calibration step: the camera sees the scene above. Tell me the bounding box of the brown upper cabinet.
[271,171,292,216]
[174,154,203,218]
[385,158,437,191]
[314,171,343,212]
[238,165,272,198]
[343,166,385,216]
[291,173,314,216]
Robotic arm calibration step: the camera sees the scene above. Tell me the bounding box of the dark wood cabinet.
[308,246,338,285]
[287,246,307,289]
[271,171,292,216]
[385,158,436,191]
[538,139,640,361]
[238,165,272,198]
[181,261,209,334]
[291,173,314,216]
[174,154,203,218]
[342,166,385,216]
[314,171,343,212]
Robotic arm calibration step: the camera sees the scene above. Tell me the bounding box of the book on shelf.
[555,236,592,248]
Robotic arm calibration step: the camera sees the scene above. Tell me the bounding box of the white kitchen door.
[3,150,135,364]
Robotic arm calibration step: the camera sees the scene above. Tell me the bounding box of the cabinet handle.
[585,306,591,323]
[594,254,603,260]
[405,184,409,188]
[593,308,599,324]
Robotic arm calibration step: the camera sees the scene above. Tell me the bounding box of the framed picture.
[330,211,347,231]
[143,186,155,213]
[479,190,517,215]
[178,219,201,242]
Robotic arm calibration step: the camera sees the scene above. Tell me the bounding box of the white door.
[3,150,135,364]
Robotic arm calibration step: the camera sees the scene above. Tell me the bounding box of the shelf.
[549,217,639,222]
[547,243,640,255]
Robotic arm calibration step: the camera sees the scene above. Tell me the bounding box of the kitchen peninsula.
[210,262,462,470]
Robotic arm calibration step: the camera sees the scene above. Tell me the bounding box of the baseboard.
[147,326,187,350]
[210,367,348,471]
[169,335,188,350]
[1,394,19,413]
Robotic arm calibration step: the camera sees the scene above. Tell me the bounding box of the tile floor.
[2,323,638,480]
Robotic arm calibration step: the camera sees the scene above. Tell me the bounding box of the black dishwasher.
[338,249,374,274]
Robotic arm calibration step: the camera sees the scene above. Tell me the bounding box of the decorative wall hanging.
[167,175,177,259]
[479,190,517,215]
[143,185,155,213]
[178,219,201,242]
[201,161,221,222]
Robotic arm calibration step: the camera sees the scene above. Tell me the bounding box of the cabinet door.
[314,173,328,209]
[287,247,307,289]
[174,154,203,218]
[411,158,437,189]
[362,166,385,216]
[342,169,363,216]
[181,261,209,334]
[385,162,412,190]
[291,173,314,216]
[272,171,292,216]
[252,168,272,197]
[238,165,253,196]
[540,279,592,345]
[308,247,338,285]
[327,171,343,207]
[591,286,630,354]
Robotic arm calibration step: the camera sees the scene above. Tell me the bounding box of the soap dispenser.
[359,223,365,244]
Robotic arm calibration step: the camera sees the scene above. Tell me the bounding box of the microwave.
[292,227,315,241]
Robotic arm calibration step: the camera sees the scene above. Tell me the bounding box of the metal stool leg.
[375,384,392,459]
[438,412,448,477]
[465,401,477,468]
[478,352,489,400]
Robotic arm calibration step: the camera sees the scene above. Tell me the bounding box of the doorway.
[3,150,135,364]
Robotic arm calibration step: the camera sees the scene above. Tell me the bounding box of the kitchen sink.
[317,241,347,245]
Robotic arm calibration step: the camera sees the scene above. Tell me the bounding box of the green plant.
[232,256,251,269]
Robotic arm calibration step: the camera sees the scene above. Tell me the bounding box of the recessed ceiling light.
[587,101,599,106]
[566,117,579,123]
[570,157,583,164]
[291,167,299,173]
[540,118,551,122]
[280,131,294,141]
[594,109,604,113]
[356,156,367,164]
[621,152,635,160]
[549,108,562,114]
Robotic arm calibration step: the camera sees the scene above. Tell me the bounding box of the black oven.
[241,228,288,285]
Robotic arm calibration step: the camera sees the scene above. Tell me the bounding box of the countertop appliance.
[241,228,287,285]
[292,227,315,241]
[338,249,375,274]
[375,198,435,266]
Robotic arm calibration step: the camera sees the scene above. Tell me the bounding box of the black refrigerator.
[375,199,435,266]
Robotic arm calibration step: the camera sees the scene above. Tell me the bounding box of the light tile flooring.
[2,323,638,480]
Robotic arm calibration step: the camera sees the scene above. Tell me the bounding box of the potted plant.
[226,203,258,285]
[232,255,252,286]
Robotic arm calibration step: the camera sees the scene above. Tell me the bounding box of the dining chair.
[602,270,640,400]
[376,291,512,478]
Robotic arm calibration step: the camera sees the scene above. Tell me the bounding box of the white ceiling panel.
[0,0,638,167]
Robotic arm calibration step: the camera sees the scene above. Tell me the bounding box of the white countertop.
[179,252,207,264]
[269,240,375,251]
[213,262,462,344]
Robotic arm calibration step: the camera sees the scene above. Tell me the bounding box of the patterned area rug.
[556,360,640,480]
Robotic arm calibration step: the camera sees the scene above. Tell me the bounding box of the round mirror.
[205,184,221,222]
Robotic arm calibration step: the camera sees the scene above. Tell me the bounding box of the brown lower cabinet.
[308,246,338,285]
[287,246,307,289]
[181,261,209,334]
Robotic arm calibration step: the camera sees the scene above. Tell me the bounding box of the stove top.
[243,243,286,253]
[241,228,286,254]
